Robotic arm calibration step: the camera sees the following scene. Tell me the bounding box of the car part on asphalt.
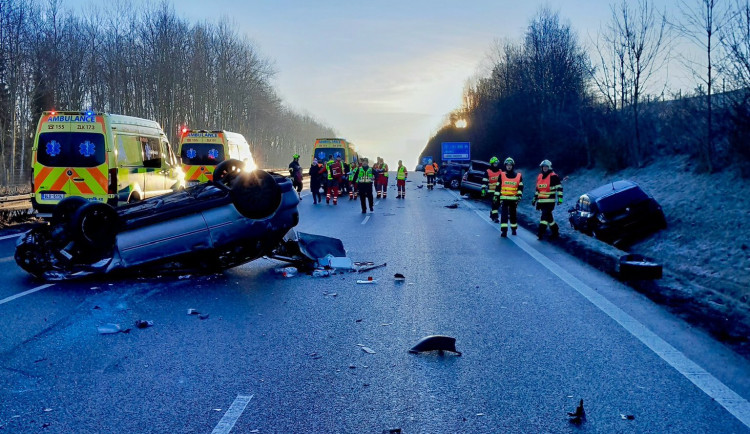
[568,399,586,424]
[618,254,663,280]
[408,335,462,356]
[15,160,301,280]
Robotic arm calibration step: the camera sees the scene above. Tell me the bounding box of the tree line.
[0,0,336,189]
[422,0,750,176]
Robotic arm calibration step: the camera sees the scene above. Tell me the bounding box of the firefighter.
[396,160,407,198]
[355,158,375,213]
[309,158,323,204]
[288,154,303,200]
[532,159,563,240]
[424,160,436,190]
[482,157,503,222]
[341,160,351,199]
[497,157,523,237]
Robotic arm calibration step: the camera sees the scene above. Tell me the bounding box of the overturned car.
[16,160,300,280]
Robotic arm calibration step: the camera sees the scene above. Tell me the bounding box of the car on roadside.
[568,180,666,246]
[15,160,301,280]
[437,162,469,189]
[459,160,490,197]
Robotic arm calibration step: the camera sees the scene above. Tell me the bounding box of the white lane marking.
[0,234,22,241]
[212,394,253,434]
[0,256,14,263]
[450,190,750,429]
[374,201,380,206]
[361,216,370,225]
[0,284,55,306]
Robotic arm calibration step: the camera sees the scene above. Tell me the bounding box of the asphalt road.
[1,179,749,433]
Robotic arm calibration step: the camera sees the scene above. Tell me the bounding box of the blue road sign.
[421,156,434,166]
[441,142,471,161]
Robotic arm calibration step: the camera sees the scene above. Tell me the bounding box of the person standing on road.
[497,157,523,237]
[341,160,351,199]
[288,154,303,200]
[376,157,389,199]
[532,159,563,240]
[396,160,407,199]
[355,158,375,213]
[309,158,323,204]
[327,154,344,205]
[424,160,436,190]
[483,157,503,222]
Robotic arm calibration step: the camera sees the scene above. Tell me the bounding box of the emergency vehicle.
[31,110,184,215]
[312,138,357,165]
[178,129,255,186]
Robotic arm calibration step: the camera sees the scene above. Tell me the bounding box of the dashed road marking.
[361,216,370,225]
[449,190,750,429]
[212,394,253,434]
[0,284,55,306]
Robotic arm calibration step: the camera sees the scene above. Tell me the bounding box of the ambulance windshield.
[37,132,106,167]
[180,143,226,166]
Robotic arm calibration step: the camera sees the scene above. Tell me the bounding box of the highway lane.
[0,179,749,433]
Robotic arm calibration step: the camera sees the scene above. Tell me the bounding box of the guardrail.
[0,193,32,212]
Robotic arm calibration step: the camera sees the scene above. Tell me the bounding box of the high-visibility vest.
[433,163,439,173]
[349,167,359,181]
[397,166,407,180]
[382,163,389,177]
[499,171,522,200]
[424,164,435,175]
[536,172,558,203]
[486,169,502,192]
[326,160,334,180]
[356,167,374,183]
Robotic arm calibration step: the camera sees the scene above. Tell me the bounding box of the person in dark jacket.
[355,158,374,213]
[288,154,303,199]
[309,158,323,204]
[532,159,563,240]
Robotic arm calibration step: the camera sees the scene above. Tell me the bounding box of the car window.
[597,187,649,213]
[180,143,226,166]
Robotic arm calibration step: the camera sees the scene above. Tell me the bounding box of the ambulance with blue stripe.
[31,110,184,215]
[178,129,255,186]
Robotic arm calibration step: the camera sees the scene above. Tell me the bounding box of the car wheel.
[70,202,119,251]
[230,170,283,219]
[618,254,662,280]
[52,197,89,226]
[214,159,245,187]
[450,179,460,189]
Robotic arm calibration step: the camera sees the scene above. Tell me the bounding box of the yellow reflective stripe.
[71,168,107,194]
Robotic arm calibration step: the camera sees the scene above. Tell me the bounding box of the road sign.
[441,142,470,161]
[421,156,433,166]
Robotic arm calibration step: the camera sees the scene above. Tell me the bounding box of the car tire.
[214,159,245,187]
[52,197,89,226]
[230,170,282,219]
[618,254,662,280]
[450,179,460,189]
[70,202,119,252]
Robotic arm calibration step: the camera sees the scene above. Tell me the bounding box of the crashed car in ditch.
[15,160,302,280]
[568,180,667,246]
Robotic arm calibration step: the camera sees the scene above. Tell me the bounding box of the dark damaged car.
[568,180,666,246]
[15,160,300,280]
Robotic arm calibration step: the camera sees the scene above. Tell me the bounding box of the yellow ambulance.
[31,110,184,215]
[178,129,255,186]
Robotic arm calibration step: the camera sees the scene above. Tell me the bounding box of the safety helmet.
[504,157,515,166]
[293,154,300,159]
[539,159,552,168]
[489,156,499,165]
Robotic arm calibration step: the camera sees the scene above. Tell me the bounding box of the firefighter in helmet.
[482,156,503,222]
[532,159,563,240]
[497,157,523,237]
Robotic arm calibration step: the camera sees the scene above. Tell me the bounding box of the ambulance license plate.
[40,193,66,201]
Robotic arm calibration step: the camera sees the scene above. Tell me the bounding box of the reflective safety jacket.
[330,161,344,179]
[349,166,360,181]
[497,170,523,201]
[356,166,374,183]
[382,163,389,178]
[424,164,435,175]
[397,165,407,180]
[534,171,563,204]
[483,168,502,192]
[433,162,439,173]
[326,160,335,180]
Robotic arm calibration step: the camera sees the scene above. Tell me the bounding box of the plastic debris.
[349,364,356,369]
[135,320,154,329]
[409,335,462,356]
[187,308,200,315]
[361,346,376,354]
[394,273,405,281]
[356,279,377,284]
[275,266,297,277]
[357,263,386,273]
[178,275,192,280]
[445,203,458,209]
[620,414,635,420]
[383,429,402,434]
[312,269,333,277]
[568,399,586,424]
[43,408,52,412]
[97,323,122,334]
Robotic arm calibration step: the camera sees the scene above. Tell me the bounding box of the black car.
[438,162,469,189]
[568,180,666,246]
[459,160,490,197]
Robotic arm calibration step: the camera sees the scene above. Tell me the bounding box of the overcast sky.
[67,0,679,166]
